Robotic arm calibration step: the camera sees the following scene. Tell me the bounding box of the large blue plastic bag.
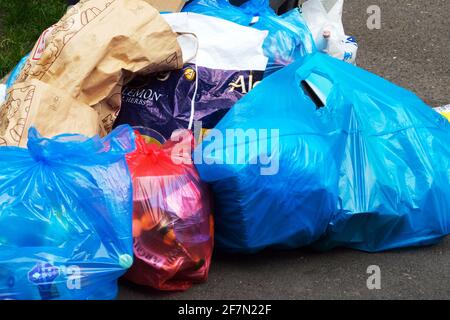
[183,0,315,75]
[0,125,135,300]
[295,53,450,252]
[195,52,450,253]
[193,58,338,253]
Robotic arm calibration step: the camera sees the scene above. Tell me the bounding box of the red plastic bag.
[125,130,213,291]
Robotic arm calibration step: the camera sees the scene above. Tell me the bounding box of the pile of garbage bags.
[0,0,449,299]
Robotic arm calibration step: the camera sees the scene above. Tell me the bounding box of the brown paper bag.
[17,0,182,133]
[0,79,99,147]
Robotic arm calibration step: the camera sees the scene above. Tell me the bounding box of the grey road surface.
[119,0,450,300]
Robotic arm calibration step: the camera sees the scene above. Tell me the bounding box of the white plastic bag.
[302,0,358,64]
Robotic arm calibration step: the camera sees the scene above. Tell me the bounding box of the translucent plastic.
[195,52,450,253]
[183,0,316,75]
[125,131,213,291]
[0,125,135,300]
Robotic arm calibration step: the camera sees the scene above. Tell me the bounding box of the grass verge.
[0,0,67,78]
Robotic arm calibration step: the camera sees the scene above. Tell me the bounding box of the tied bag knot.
[26,125,136,164]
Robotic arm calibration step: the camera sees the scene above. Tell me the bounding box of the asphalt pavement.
[118,0,450,300]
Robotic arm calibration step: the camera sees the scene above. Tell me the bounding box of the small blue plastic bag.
[183,0,316,75]
[0,125,135,300]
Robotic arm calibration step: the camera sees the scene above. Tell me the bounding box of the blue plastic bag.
[183,0,315,75]
[195,52,450,253]
[193,55,338,253]
[0,125,135,300]
[296,53,450,252]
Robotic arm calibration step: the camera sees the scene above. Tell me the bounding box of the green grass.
[0,0,67,79]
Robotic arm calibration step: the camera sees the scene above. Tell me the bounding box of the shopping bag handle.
[177,32,199,65]
[295,55,337,85]
[175,32,200,130]
[293,54,340,109]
